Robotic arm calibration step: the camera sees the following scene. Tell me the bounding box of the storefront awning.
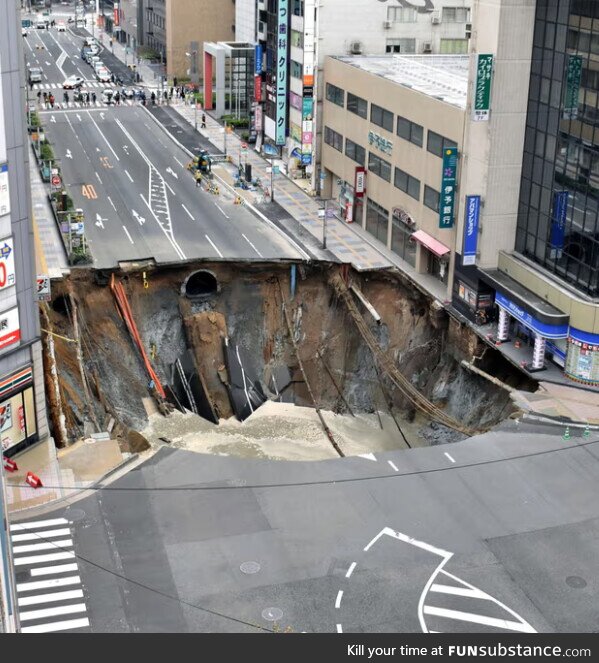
[411,230,450,258]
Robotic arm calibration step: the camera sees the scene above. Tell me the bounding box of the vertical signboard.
[300,0,316,164]
[439,147,458,229]
[0,163,9,217]
[563,55,582,120]
[472,54,493,122]
[354,167,366,200]
[275,0,289,146]
[462,195,480,266]
[0,238,16,290]
[549,190,569,259]
[255,44,263,74]
[0,50,6,163]
[113,2,120,26]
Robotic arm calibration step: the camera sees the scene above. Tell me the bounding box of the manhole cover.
[566,575,587,589]
[262,607,283,622]
[240,561,261,575]
[62,507,86,523]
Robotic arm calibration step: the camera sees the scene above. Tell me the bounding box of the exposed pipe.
[460,360,516,394]
[350,284,381,324]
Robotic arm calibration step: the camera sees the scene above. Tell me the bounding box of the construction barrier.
[25,471,43,489]
[3,456,18,472]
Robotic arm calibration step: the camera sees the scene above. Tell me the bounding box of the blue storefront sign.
[255,45,263,74]
[462,195,480,266]
[549,190,569,257]
[495,292,568,339]
[439,147,458,229]
[275,0,289,146]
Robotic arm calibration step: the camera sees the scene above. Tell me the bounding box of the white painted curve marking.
[357,453,377,461]
[345,562,357,579]
[335,590,343,609]
[422,606,536,633]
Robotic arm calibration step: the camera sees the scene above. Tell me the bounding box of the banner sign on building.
[0,307,21,352]
[473,54,493,122]
[563,55,582,120]
[113,2,120,26]
[355,167,366,199]
[0,237,16,291]
[275,0,289,146]
[0,163,9,217]
[462,195,481,266]
[439,147,458,229]
[495,293,568,339]
[549,190,569,258]
[255,44,263,74]
[300,0,315,165]
[36,275,51,302]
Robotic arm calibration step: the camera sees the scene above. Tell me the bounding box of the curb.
[522,413,599,430]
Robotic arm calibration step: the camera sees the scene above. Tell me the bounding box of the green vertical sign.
[440,147,458,229]
[563,55,582,120]
[473,54,493,122]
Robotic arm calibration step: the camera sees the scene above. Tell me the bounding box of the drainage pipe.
[460,360,516,393]
[350,285,381,324]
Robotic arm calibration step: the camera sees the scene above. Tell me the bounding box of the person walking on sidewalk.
[163,90,168,105]
[173,76,178,88]
[201,113,206,129]
[49,93,55,108]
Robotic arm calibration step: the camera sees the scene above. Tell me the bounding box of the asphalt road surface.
[10,422,599,633]
[40,105,303,267]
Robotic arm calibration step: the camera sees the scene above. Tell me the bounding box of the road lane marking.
[18,590,84,607]
[95,172,102,184]
[205,235,223,258]
[30,564,79,577]
[125,169,134,182]
[429,584,488,600]
[165,181,176,196]
[17,576,81,593]
[122,226,134,244]
[13,540,72,554]
[86,110,120,161]
[444,453,456,463]
[181,204,194,220]
[174,156,184,167]
[12,528,71,542]
[215,203,229,219]
[422,606,535,633]
[14,552,75,566]
[345,562,357,579]
[388,460,399,472]
[357,453,377,461]
[335,590,343,609]
[107,196,116,210]
[11,518,69,531]
[21,617,90,634]
[20,603,87,622]
[336,624,343,633]
[242,233,263,258]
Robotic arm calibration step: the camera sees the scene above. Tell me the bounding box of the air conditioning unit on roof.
[350,41,363,54]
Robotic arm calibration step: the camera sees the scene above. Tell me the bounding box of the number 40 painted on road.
[82,184,97,200]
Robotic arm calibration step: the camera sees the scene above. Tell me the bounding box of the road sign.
[51,175,61,187]
[36,275,51,302]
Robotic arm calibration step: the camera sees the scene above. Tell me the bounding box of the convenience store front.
[0,366,38,457]
[565,329,599,387]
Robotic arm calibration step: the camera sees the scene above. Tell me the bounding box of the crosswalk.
[33,82,114,90]
[10,517,91,633]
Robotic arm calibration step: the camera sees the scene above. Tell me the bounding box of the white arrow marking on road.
[132,210,145,225]
[76,114,82,122]
[50,116,56,123]
[45,61,51,66]
[123,145,129,154]
[65,149,72,159]
[357,453,377,461]
[165,167,178,179]
[95,214,105,229]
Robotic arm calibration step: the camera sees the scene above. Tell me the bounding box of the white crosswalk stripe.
[10,518,90,633]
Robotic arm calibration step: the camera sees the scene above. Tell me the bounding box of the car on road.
[101,89,114,105]
[96,68,112,83]
[90,55,101,67]
[121,87,142,100]
[88,44,101,55]
[63,75,84,89]
[81,47,92,62]
[21,27,28,36]
[28,67,42,84]
[35,19,47,29]
[56,21,66,32]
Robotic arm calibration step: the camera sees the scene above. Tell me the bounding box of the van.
[28,67,42,83]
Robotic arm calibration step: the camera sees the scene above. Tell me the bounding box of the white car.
[96,68,111,83]
[56,21,66,32]
[21,27,28,36]
[101,88,114,105]
[63,75,84,89]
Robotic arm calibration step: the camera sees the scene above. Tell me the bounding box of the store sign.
[462,195,480,266]
[563,55,582,120]
[36,275,51,302]
[255,44,263,74]
[254,75,262,103]
[275,0,289,146]
[473,54,493,122]
[495,292,568,339]
[0,307,21,352]
[0,237,16,291]
[549,190,569,258]
[0,163,9,217]
[255,104,263,133]
[368,131,392,155]
[113,2,120,26]
[290,92,302,110]
[439,147,458,229]
[355,167,366,198]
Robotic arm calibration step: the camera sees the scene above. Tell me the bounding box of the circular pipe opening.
[183,270,219,299]
[51,294,71,316]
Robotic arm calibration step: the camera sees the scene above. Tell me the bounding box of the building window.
[440,38,469,54]
[368,152,391,182]
[391,213,416,267]
[345,139,366,166]
[324,126,343,152]
[1,385,38,454]
[290,60,302,79]
[290,30,303,48]
[385,38,416,54]
[326,83,344,107]
[396,116,423,147]
[442,7,471,22]
[424,185,440,212]
[387,7,417,22]
[371,104,394,132]
[427,131,457,157]
[394,167,420,200]
[291,0,304,16]
[347,92,368,119]
[366,200,389,245]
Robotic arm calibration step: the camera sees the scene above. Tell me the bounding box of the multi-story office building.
[0,0,48,457]
[243,0,472,188]
[116,0,144,50]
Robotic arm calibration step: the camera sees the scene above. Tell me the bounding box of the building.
[245,0,472,187]
[115,0,144,49]
[321,54,466,292]
[141,0,235,81]
[1,0,48,456]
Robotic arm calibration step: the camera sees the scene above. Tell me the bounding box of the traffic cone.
[2,456,18,472]
[25,472,43,489]
[563,426,571,441]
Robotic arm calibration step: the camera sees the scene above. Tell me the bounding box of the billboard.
[275,0,289,146]
[462,196,480,266]
[0,307,20,352]
[473,54,493,122]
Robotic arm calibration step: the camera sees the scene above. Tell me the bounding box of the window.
[442,7,471,22]
[394,167,421,200]
[427,131,457,157]
[396,116,423,147]
[387,7,417,22]
[391,213,416,267]
[0,386,38,453]
[291,0,304,16]
[368,152,391,182]
[290,60,302,79]
[324,126,343,152]
[326,83,344,107]
[424,185,440,212]
[290,30,303,48]
[345,139,366,165]
[385,38,416,54]
[347,92,368,119]
[371,104,393,132]
[440,38,468,54]
[366,200,389,245]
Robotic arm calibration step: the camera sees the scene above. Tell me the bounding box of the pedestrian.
[173,76,178,88]
[151,91,156,105]
[37,90,42,104]
[86,92,90,105]
[169,87,173,99]
[111,73,115,84]
[114,91,120,105]
[63,91,69,105]
[163,90,168,104]
[92,92,97,104]
[201,113,206,129]
[43,91,48,107]
[49,93,55,108]
[29,79,34,91]
[195,170,202,187]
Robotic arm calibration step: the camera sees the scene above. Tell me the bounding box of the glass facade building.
[516,0,599,297]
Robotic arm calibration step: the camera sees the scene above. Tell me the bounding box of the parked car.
[63,75,84,89]
[28,67,42,83]
[88,44,101,55]
[96,68,111,83]
[81,47,92,62]
[90,56,102,67]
